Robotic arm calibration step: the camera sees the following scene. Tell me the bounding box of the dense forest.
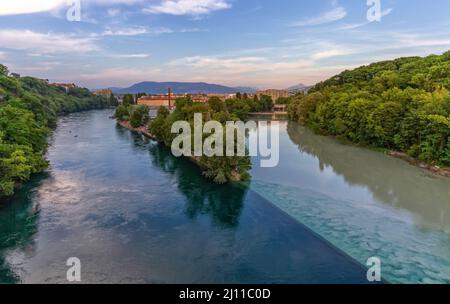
[288,51,450,166]
[115,95,272,184]
[0,64,114,198]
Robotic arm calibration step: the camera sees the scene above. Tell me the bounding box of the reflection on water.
[147,144,245,228]
[287,122,450,231]
[0,110,368,284]
[0,176,43,283]
[250,121,450,283]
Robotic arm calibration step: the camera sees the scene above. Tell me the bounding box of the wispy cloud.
[111,53,150,59]
[335,8,394,31]
[74,67,162,87]
[170,56,266,71]
[0,30,99,54]
[101,26,204,36]
[292,6,347,27]
[311,48,354,60]
[143,0,231,16]
[102,27,150,36]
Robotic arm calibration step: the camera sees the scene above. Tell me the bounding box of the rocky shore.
[387,151,450,178]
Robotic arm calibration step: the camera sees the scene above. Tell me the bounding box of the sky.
[1,0,450,89]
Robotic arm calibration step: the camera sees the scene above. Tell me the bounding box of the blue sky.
[1,0,450,89]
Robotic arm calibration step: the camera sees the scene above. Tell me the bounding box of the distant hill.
[111,82,257,94]
[287,83,312,94]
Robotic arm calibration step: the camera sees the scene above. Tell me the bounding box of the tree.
[276,96,292,105]
[109,93,118,106]
[130,105,149,128]
[225,98,251,120]
[148,107,170,141]
[114,104,130,121]
[123,94,135,106]
[259,95,274,111]
[0,64,9,76]
[207,96,226,113]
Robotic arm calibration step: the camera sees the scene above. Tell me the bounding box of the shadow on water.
[286,121,450,231]
[115,127,247,229]
[148,143,247,229]
[0,174,45,283]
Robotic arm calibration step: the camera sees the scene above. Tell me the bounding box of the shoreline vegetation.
[116,120,245,181]
[114,94,275,184]
[288,51,450,179]
[0,64,116,199]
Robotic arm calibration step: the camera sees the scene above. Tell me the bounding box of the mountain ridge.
[111,81,257,94]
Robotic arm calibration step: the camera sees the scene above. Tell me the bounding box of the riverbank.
[117,120,156,140]
[335,134,450,179]
[331,137,450,179]
[387,151,450,178]
[288,122,450,180]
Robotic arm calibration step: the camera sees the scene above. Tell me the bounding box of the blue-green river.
[1,109,449,283]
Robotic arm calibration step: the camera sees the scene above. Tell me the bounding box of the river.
[0,109,449,283]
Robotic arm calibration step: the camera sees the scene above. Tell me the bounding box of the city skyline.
[1,0,450,89]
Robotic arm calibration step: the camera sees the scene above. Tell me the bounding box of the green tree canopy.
[288,51,450,166]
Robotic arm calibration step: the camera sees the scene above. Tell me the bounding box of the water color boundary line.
[245,183,387,284]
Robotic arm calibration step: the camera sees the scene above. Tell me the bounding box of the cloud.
[167,54,344,88]
[0,52,5,60]
[311,48,354,60]
[102,27,150,36]
[143,0,231,16]
[111,54,150,59]
[381,8,394,18]
[0,0,66,16]
[0,30,99,54]
[292,6,347,26]
[170,56,266,72]
[335,8,394,31]
[73,67,162,87]
[90,0,145,4]
[101,26,203,36]
[0,0,145,16]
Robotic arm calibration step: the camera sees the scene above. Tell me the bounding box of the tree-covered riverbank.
[0,64,115,198]
[288,51,450,169]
